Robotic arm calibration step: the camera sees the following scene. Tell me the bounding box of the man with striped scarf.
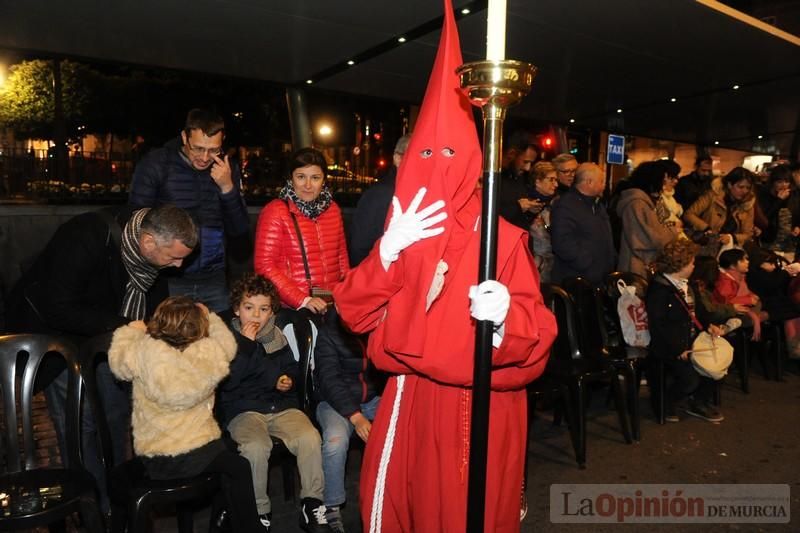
[9,203,197,509]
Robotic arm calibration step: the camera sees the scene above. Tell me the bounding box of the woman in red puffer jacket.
[254,148,349,311]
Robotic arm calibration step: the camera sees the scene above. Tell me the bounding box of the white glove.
[379,187,447,269]
[468,280,510,327]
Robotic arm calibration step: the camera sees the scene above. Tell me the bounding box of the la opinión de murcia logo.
[550,484,790,524]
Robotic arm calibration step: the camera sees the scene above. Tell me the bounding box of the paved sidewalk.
[153,368,798,532]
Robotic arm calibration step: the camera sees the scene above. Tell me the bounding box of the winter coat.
[314,314,381,419]
[129,138,250,275]
[683,177,755,246]
[254,198,349,309]
[646,275,705,360]
[108,313,236,458]
[692,284,739,325]
[349,168,395,267]
[713,270,759,307]
[550,189,616,286]
[530,207,554,283]
[674,171,712,211]
[616,188,675,278]
[756,185,796,251]
[216,316,300,426]
[498,169,533,230]
[746,265,799,321]
[8,206,168,339]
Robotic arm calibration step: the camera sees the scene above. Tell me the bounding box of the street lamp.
[318,124,333,137]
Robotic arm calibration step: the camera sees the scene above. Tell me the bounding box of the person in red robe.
[332,2,557,531]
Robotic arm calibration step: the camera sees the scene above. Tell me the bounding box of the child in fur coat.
[108,295,263,532]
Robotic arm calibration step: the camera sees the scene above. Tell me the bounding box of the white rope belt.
[368,374,405,533]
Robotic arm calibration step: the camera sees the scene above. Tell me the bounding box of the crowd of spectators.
[499,129,800,424]
[5,111,800,531]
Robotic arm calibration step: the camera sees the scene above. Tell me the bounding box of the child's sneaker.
[299,498,331,533]
[259,512,272,532]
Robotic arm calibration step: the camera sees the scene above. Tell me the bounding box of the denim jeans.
[316,396,380,506]
[168,270,229,312]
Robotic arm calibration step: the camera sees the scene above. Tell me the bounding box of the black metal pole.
[466,104,503,533]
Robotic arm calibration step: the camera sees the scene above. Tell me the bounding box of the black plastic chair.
[728,327,752,393]
[539,284,633,469]
[759,321,785,381]
[262,309,317,502]
[0,334,105,532]
[601,272,651,440]
[563,276,642,441]
[77,334,223,533]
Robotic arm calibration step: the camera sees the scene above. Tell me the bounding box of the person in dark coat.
[497,130,539,231]
[314,306,382,530]
[674,154,714,211]
[218,273,329,533]
[550,162,616,286]
[757,165,799,254]
[8,204,197,509]
[129,108,250,311]
[348,135,410,267]
[646,239,725,423]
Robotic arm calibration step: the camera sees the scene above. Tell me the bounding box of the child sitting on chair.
[217,273,329,533]
[108,296,262,532]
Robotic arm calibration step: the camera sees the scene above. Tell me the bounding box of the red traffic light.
[541,136,553,149]
[378,159,386,167]
[374,133,382,141]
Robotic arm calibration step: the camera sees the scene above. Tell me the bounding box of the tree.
[0,59,96,139]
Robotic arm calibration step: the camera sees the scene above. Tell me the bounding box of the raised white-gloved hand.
[379,187,447,269]
[468,280,510,327]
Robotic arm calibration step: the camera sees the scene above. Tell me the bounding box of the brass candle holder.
[457,60,537,177]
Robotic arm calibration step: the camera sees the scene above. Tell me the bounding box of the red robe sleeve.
[333,242,405,334]
[488,228,558,390]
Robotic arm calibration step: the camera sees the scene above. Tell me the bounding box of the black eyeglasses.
[185,141,222,158]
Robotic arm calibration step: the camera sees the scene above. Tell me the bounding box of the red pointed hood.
[383,0,482,357]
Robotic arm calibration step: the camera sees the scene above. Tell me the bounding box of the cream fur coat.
[108,313,236,457]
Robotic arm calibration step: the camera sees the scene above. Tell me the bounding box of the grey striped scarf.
[120,208,159,320]
[231,316,288,354]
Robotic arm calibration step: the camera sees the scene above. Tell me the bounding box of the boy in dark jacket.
[218,274,331,533]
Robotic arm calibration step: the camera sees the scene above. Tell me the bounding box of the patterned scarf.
[231,315,288,354]
[279,181,333,219]
[120,208,159,320]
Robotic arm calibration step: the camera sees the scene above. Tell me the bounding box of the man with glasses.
[552,153,579,194]
[129,108,250,311]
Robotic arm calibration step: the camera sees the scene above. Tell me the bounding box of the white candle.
[486,0,507,61]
